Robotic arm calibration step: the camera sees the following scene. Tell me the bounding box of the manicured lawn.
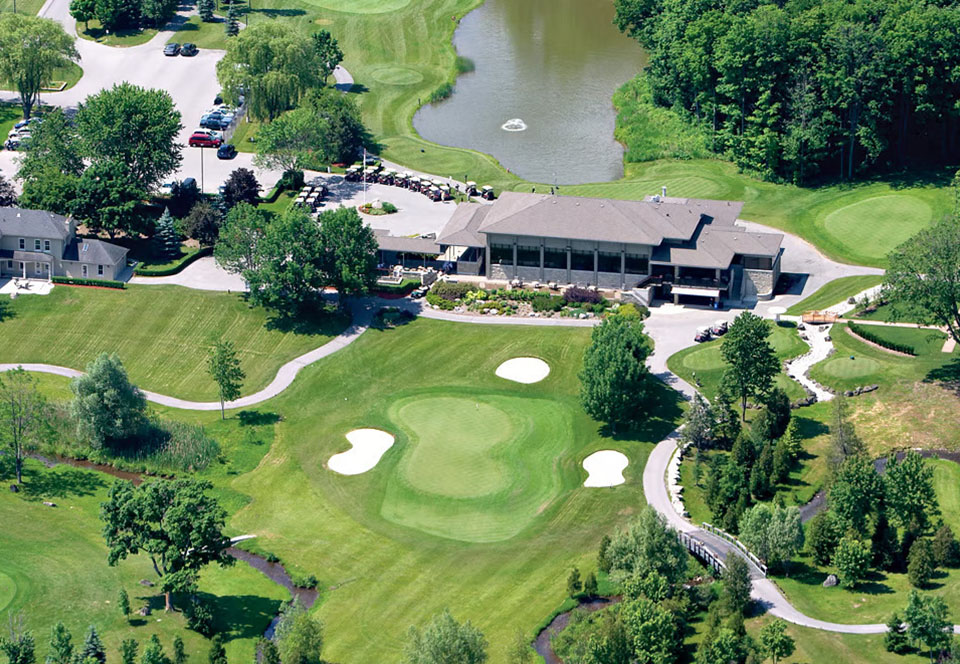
[785,275,884,315]
[226,318,683,662]
[0,285,348,400]
[0,0,44,14]
[0,458,287,664]
[0,103,20,146]
[167,15,230,50]
[78,20,158,46]
[667,321,809,402]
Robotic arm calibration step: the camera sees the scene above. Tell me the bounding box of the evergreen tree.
[78,627,105,664]
[45,623,72,664]
[908,539,937,588]
[711,389,741,449]
[198,0,215,21]
[141,635,168,664]
[722,554,751,616]
[583,571,598,597]
[120,640,138,664]
[884,612,909,654]
[256,640,278,664]
[152,208,181,260]
[567,567,582,597]
[118,588,130,620]
[0,615,35,664]
[933,524,960,568]
[762,387,791,440]
[781,418,802,460]
[749,442,774,500]
[207,635,226,664]
[772,436,793,485]
[225,2,240,37]
[872,512,899,571]
[829,396,865,470]
[172,638,186,664]
[598,535,612,573]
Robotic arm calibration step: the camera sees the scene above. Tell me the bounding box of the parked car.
[180,43,198,57]
[4,138,20,151]
[217,144,237,159]
[164,42,180,56]
[411,286,428,299]
[188,131,221,147]
[181,177,197,191]
[694,327,712,343]
[158,182,175,195]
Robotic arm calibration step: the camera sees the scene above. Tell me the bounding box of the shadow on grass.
[599,379,685,441]
[795,414,829,438]
[251,7,306,18]
[20,465,106,499]
[201,591,284,640]
[926,358,960,395]
[238,411,280,427]
[264,304,349,337]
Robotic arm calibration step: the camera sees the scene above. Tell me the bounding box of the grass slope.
[227,318,682,663]
[786,275,884,315]
[0,286,348,400]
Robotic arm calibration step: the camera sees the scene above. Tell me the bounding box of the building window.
[18,238,24,250]
[490,244,513,265]
[516,245,540,268]
[571,250,594,271]
[625,254,649,274]
[98,265,104,276]
[44,240,50,252]
[598,251,621,273]
[543,248,566,270]
[742,256,773,270]
[5,261,11,269]
[82,264,88,278]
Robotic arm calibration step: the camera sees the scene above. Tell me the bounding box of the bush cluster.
[847,322,916,356]
[430,281,473,301]
[532,294,566,313]
[52,276,125,289]
[563,286,603,304]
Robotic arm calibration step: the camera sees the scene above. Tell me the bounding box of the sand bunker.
[582,450,628,487]
[328,429,395,475]
[495,357,550,384]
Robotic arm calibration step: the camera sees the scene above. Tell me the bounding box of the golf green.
[380,392,572,543]
[822,194,933,260]
[368,64,424,86]
[0,571,15,612]
[302,0,411,13]
[681,345,726,372]
[819,355,882,380]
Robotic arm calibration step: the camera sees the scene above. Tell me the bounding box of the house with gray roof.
[436,191,784,305]
[0,208,129,281]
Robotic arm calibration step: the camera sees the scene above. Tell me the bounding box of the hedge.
[847,322,916,356]
[134,246,213,277]
[430,281,473,301]
[52,276,125,289]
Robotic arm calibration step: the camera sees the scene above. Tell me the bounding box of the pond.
[413,0,646,185]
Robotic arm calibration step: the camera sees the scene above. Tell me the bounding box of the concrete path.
[129,257,247,291]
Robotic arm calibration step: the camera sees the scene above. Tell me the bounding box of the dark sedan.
[181,43,199,56]
[163,42,180,56]
[217,144,237,160]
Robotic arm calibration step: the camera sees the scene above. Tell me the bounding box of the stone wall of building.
[744,269,775,300]
[490,263,509,281]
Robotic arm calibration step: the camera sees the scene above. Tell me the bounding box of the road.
[0,0,281,194]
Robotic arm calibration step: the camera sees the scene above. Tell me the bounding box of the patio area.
[0,278,55,297]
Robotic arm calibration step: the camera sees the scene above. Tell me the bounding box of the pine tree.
[46,623,72,664]
[597,535,612,573]
[583,571,598,597]
[172,638,186,664]
[120,640,138,664]
[118,588,130,620]
[566,567,582,597]
[933,524,960,567]
[907,538,937,588]
[78,627,105,664]
[884,612,909,654]
[225,3,240,37]
[152,208,180,260]
[198,0,215,21]
[871,512,899,571]
[207,635,226,664]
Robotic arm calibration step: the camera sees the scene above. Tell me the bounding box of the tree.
[833,536,871,589]
[207,339,245,420]
[772,436,792,485]
[908,538,937,589]
[316,206,378,302]
[711,389,741,449]
[695,628,746,664]
[884,612,909,654]
[749,442,774,499]
[16,108,83,182]
[18,169,78,217]
[905,590,952,662]
[679,394,714,451]
[829,456,882,538]
[933,524,960,567]
[311,30,343,83]
[0,175,16,208]
[0,615,35,664]
[871,511,899,571]
[153,208,181,260]
[76,83,183,193]
[301,87,366,164]
[45,623,72,664]
[504,629,532,664]
[404,610,487,664]
[254,107,330,173]
[224,2,240,37]
[0,14,78,120]
[619,597,679,664]
[100,478,234,612]
[255,640,278,664]
[71,159,146,238]
[140,0,178,27]
[598,535,612,573]
[829,395,865,470]
[567,567,582,597]
[605,506,688,587]
[214,203,268,280]
[720,312,780,420]
[93,0,137,32]
[806,511,840,567]
[216,23,323,121]
[885,216,960,344]
[275,600,325,664]
[70,353,146,449]
[78,627,104,664]
[141,635,168,664]
[120,640,138,664]
[583,570,598,597]
[762,387,791,440]
[182,201,223,246]
[758,620,795,664]
[222,168,261,210]
[198,0,215,21]
[579,317,653,430]
[69,0,96,31]
[722,553,752,616]
[0,368,47,485]
[207,635,226,664]
[245,207,326,314]
[885,451,939,535]
[118,588,131,620]
[172,639,186,664]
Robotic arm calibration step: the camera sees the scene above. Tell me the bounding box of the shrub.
[185,598,214,636]
[429,82,453,103]
[563,286,603,304]
[52,276,125,289]
[381,201,398,213]
[455,56,475,74]
[613,302,649,320]
[425,292,456,310]
[279,169,305,190]
[847,322,916,355]
[532,294,565,313]
[430,280,473,301]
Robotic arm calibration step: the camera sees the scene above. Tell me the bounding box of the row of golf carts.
[344,164,496,202]
[694,319,729,343]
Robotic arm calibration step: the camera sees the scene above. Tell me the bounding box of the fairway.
[381,392,571,542]
[822,194,933,260]
[0,571,14,612]
[303,0,411,12]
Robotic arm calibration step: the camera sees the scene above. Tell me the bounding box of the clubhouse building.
[408,191,784,306]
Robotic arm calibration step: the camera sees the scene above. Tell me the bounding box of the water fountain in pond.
[501,118,527,132]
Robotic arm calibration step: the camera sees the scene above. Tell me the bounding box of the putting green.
[681,345,726,371]
[380,393,572,543]
[819,355,882,379]
[0,571,15,612]
[368,65,424,86]
[301,0,410,13]
[823,195,933,260]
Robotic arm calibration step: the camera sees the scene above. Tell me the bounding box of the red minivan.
[189,131,221,147]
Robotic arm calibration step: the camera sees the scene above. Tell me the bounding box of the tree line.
[614,0,960,183]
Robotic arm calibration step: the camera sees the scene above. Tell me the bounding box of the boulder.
[8,484,18,493]
[42,501,56,507]
[139,579,154,587]
[822,574,839,588]
[137,606,151,617]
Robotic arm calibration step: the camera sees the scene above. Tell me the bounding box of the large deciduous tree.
[605,506,688,587]
[0,14,78,120]
[904,590,952,662]
[885,451,939,536]
[758,620,795,664]
[579,317,653,430]
[0,368,47,486]
[738,503,804,572]
[16,108,83,182]
[720,312,780,420]
[404,610,487,664]
[70,159,146,238]
[833,535,871,589]
[100,478,234,612]
[275,599,324,664]
[182,200,223,246]
[829,455,883,538]
[69,353,146,449]
[221,168,261,211]
[311,30,343,84]
[214,202,268,280]
[216,23,323,121]
[316,206,378,303]
[253,106,330,174]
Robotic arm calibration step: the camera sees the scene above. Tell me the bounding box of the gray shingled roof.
[376,235,441,255]
[62,239,128,265]
[437,203,490,247]
[651,224,783,269]
[473,192,743,245]
[0,207,71,240]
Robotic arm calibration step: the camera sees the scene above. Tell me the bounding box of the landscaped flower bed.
[425,282,648,319]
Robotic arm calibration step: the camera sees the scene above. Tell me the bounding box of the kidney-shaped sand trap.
[328,429,396,475]
[495,357,550,384]
[582,450,629,487]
